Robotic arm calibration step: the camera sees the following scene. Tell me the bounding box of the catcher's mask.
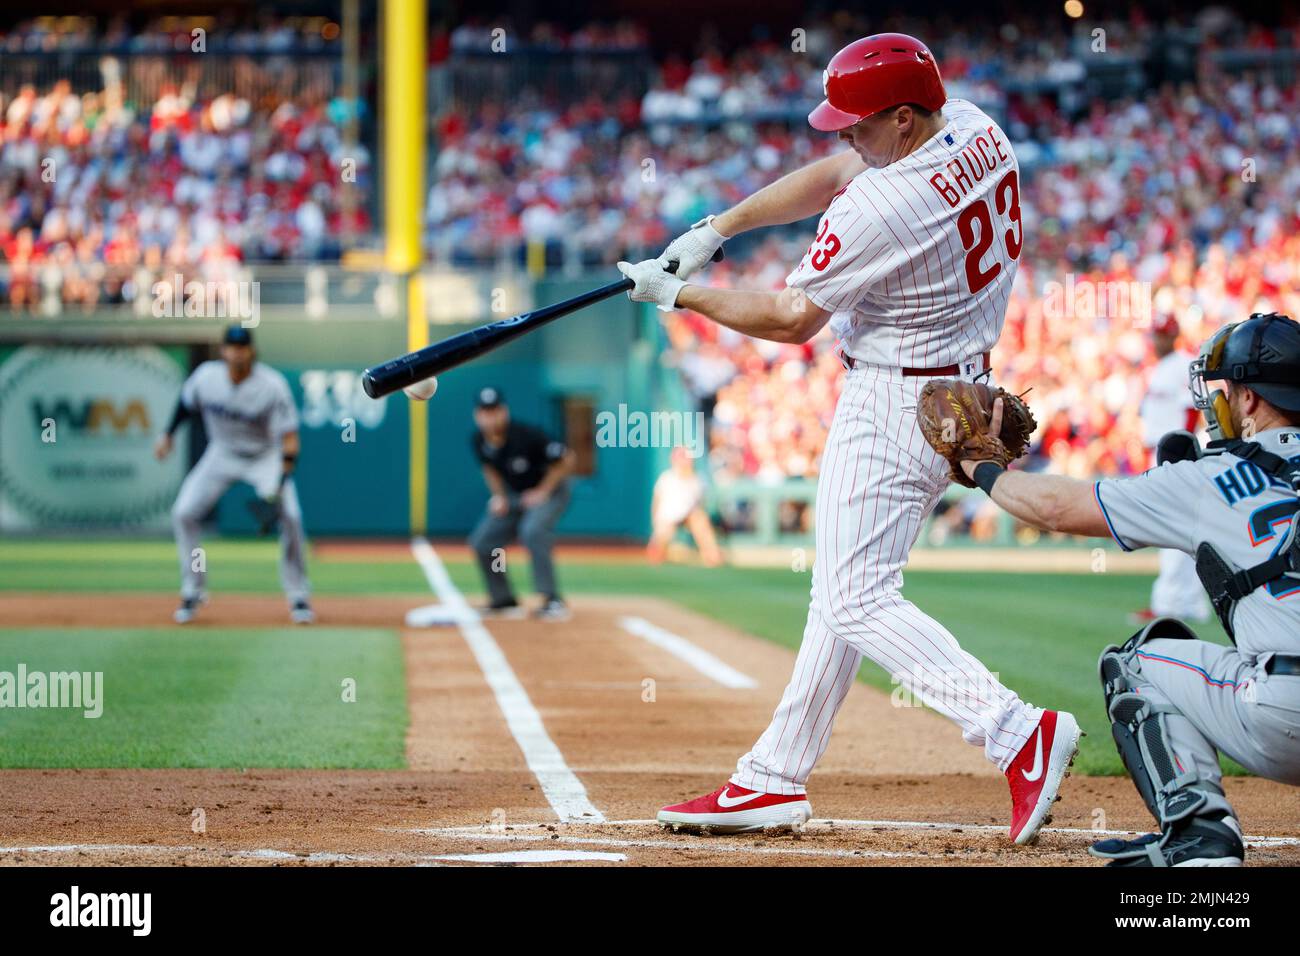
[1189,312,1300,440]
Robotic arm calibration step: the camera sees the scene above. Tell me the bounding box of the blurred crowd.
[0,76,369,312]
[0,15,343,53]
[2,9,1298,510]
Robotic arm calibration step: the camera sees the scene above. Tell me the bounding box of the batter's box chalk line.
[387,818,1300,849]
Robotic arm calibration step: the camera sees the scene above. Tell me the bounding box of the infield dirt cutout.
[1,592,1296,866]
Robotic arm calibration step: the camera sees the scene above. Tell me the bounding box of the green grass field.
[0,538,1233,774]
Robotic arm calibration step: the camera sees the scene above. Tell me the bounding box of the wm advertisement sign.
[0,346,186,530]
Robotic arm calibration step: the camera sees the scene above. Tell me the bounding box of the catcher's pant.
[469,482,570,603]
[171,445,310,603]
[1121,635,1300,810]
[732,362,1044,794]
[1151,548,1210,620]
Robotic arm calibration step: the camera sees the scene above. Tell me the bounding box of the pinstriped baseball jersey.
[731,102,1048,796]
[785,99,1021,369]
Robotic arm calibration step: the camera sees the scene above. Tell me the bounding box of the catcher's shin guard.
[1098,619,1227,829]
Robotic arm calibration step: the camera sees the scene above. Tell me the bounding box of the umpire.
[929,312,1300,867]
[468,387,574,620]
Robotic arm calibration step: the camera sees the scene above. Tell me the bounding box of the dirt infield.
[1,592,1296,866]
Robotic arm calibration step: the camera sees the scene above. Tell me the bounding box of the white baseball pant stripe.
[732,363,1043,795]
[171,445,311,603]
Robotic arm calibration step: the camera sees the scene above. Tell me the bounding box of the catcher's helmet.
[809,34,947,132]
[1190,312,1300,438]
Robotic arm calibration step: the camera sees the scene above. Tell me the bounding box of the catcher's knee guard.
[1098,618,1217,828]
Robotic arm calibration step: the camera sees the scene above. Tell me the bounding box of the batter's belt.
[839,349,991,377]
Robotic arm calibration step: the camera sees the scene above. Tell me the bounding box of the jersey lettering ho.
[786,99,1023,370]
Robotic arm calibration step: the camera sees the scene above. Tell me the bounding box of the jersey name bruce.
[926,125,1013,208]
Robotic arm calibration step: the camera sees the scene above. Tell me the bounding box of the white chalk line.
[618,615,758,689]
[399,818,1300,850]
[437,849,626,864]
[395,826,931,860]
[0,844,451,865]
[409,537,604,824]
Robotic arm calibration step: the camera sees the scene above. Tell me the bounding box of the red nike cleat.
[657,783,812,833]
[1007,710,1081,845]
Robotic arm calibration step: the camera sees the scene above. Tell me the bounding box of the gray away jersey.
[179,360,299,456]
[1095,427,1300,657]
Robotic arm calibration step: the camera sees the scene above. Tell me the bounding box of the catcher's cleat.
[290,600,315,625]
[1089,815,1244,867]
[173,593,208,625]
[657,783,812,834]
[1007,709,1081,845]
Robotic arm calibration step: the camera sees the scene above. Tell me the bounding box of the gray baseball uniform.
[171,360,310,603]
[1094,426,1300,800]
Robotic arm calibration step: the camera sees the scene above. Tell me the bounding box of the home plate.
[434,849,626,864]
[404,603,474,627]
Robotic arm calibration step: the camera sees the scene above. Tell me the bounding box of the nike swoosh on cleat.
[716,788,764,808]
[1021,728,1044,782]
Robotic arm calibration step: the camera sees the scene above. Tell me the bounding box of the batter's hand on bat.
[657,215,728,279]
[617,259,685,311]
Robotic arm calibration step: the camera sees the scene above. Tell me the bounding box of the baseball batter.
[619,34,1079,844]
[923,313,1300,865]
[1134,315,1209,623]
[154,325,313,625]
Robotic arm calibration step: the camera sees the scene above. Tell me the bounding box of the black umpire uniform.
[468,387,572,619]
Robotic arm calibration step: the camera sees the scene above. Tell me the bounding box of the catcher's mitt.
[917,379,1037,488]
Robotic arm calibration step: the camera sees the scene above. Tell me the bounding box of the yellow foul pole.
[384,0,428,534]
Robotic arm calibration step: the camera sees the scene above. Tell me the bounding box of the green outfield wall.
[0,285,676,539]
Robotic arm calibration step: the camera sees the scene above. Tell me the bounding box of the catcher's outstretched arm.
[962,461,1110,538]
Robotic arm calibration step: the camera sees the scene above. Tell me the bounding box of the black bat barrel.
[360,252,719,399]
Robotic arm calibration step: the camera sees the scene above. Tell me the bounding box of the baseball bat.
[360,250,723,399]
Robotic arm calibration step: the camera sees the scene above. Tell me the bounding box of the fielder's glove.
[917,379,1037,488]
[246,493,282,536]
[656,215,728,280]
[617,259,685,312]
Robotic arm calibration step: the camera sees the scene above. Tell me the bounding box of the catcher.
[919,312,1300,867]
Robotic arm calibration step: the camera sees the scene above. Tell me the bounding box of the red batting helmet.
[809,34,947,132]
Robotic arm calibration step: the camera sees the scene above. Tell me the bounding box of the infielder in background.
[619,34,1079,843]
[469,387,574,621]
[154,325,313,625]
[1131,314,1209,625]
[929,313,1300,866]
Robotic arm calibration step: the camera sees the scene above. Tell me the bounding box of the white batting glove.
[617,259,686,311]
[656,215,727,279]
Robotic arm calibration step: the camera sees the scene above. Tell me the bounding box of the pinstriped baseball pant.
[732,364,1044,794]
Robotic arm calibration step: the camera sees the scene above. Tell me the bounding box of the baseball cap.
[1151,315,1179,337]
[476,387,504,409]
[223,324,254,346]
